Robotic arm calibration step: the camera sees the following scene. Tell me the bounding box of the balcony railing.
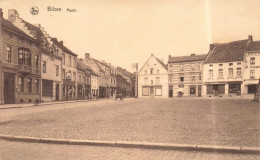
[18,64,32,73]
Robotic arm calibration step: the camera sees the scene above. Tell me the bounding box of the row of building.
[138,35,260,98]
[0,9,135,104]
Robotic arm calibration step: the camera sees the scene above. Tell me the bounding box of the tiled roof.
[2,19,39,43]
[51,37,77,57]
[248,41,260,51]
[154,57,167,70]
[77,60,86,72]
[92,59,105,73]
[204,39,249,63]
[169,54,207,63]
[22,20,45,43]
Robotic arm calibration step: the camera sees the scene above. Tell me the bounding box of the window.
[218,69,223,78]
[73,72,76,81]
[190,85,196,94]
[198,74,202,80]
[145,70,147,75]
[191,64,195,71]
[18,49,31,66]
[180,77,184,82]
[228,68,233,77]
[150,68,154,74]
[178,84,184,88]
[250,70,255,78]
[62,69,66,79]
[229,63,233,66]
[156,77,160,84]
[179,64,184,71]
[79,75,82,82]
[142,87,149,96]
[169,74,173,82]
[62,54,65,65]
[6,46,11,62]
[209,69,213,78]
[219,64,223,67]
[43,61,46,73]
[157,70,159,74]
[69,56,72,66]
[151,80,153,84]
[35,79,39,93]
[191,76,195,81]
[250,57,255,65]
[198,64,201,70]
[209,64,213,67]
[56,65,59,76]
[237,68,241,77]
[19,77,24,92]
[237,62,241,65]
[144,77,148,83]
[28,78,32,92]
[35,55,39,69]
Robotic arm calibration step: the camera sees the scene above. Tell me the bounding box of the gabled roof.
[2,19,40,43]
[77,59,86,72]
[92,59,105,73]
[169,54,207,63]
[139,54,168,73]
[204,39,249,63]
[248,41,260,52]
[51,37,77,57]
[22,20,45,43]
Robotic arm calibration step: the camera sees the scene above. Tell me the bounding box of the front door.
[150,87,154,97]
[169,86,173,98]
[56,84,59,101]
[198,85,202,97]
[213,85,219,96]
[4,73,15,104]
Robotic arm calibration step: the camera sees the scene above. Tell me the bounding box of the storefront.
[62,80,76,100]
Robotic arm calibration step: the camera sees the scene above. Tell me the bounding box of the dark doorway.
[169,86,173,98]
[4,73,15,104]
[213,85,219,96]
[150,87,154,97]
[248,84,257,94]
[56,83,59,101]
[198,85,202,97]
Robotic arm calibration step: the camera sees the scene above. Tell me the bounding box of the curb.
[0,134,259,154]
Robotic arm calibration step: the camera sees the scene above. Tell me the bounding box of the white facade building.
[138,54,168,98]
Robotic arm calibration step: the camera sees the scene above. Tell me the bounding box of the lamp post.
[132,63,138,98]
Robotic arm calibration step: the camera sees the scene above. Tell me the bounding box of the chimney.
[248,35,253,42]
[191,53,195,56]
[85,53,90,59]
[0,8,3,18]
[209,44,214,51]
[8,9,18,22]
[60,41,63,45]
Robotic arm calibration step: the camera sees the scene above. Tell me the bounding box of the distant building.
[243,40,260,95]
[168,54,206,97]
[77,59,91,99]
[203,36,253,97]
[138,54,168,98]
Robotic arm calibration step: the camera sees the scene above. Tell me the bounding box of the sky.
[1,0,260,72]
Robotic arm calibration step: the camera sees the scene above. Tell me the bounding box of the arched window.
[150,68,154,74]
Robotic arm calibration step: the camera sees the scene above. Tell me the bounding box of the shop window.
[155,87,162,96]
[229,84,241,94]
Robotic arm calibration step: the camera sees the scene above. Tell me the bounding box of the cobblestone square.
[0,98,259,147]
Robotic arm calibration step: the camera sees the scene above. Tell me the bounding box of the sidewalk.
[0,99,95,110]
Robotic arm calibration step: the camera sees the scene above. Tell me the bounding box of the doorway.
[150,87,154,97]
[198,85,201,97]
[213,85,219,96]
[4,73,15,104]
[56,83,59,101]
[169,86,173,98]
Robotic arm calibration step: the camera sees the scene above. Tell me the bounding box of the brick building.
[0,9,41,104]
[168,54,206,97]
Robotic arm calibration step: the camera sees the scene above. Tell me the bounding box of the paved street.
[0,140,259,160]
[0,98,259,147]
